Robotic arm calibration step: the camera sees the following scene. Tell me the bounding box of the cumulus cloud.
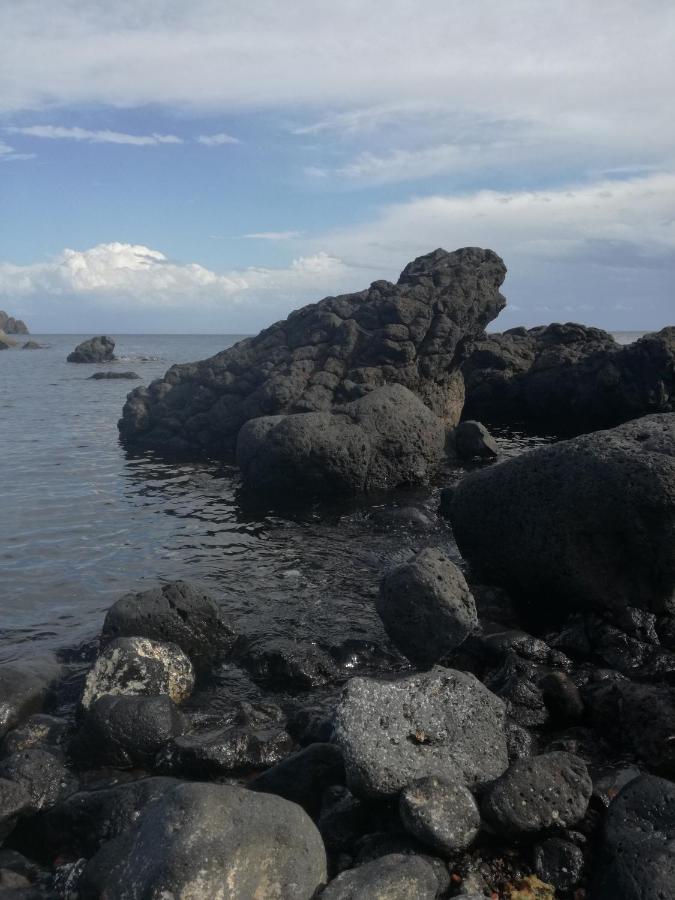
[6,125,183,145]
[197,132,240,146]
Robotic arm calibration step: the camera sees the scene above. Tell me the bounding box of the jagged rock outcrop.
[463,323,675,433]
[0,311,29,335]
[118,247,507,456]
[67,336,115,364]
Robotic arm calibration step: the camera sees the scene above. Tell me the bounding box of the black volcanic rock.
[89,371,139,380]
[67,336,115,363]
[463,322,675,433]
[118,247,507,456]
[0,312,29,335]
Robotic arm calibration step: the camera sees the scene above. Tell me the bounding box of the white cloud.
[197,132,240,146]
[0,138,35,161]
[241,231,302,240]
[6,125,183,145]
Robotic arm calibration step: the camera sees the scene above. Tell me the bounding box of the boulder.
[0,313,28,335]
[377,547,478,668]
[592,775,675,900]
[101,581,235,668]
[89,371,139,380]
[236,384,447,497]
[233,636,339,690]
[249,743,345,815]
[1,715,69,757]
[0,748,77,813]
[463,323,675,433]
[453,420,498,459]
[481,752,592,836]
[81,782,327,899]
[0,657,63,740]
[80,637,194,710]
[119,247,507,456]
[67,335,115,363]
[333,667,508,799]
[533,838,584,892]
[450,414,675,620]
[0,779,31,843]
[399,775,480,856]
[321,854,438,899]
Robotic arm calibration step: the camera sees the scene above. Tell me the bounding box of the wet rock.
[157,700,293,775]
[101,580,235,668]
[119,247,507,456]
[1,716,69,758]
[0,749,77,813]
[0,780,31,843]
[88,371,139,380]
[76,695,188,768]
[481,752,592,836]
[321,854,438,899]
[80,637,194,710]
[249,743,345,815]
[370,506,436,532]
[377,548,478,668]
[81,782,327,899]
[454,420,498,459]
[540,672,584,724]
[334,667,508,799]
[533,837,584,891]
[450,414,675,620]
[67,335,115,363]
[399,775,480,856]
[505,721,537,761]
[0,657,63,740]
[592,774,675,900]
[21,342,44,350]
[483,654,548,728]
[234,636,339,690]
[236,384,447,497]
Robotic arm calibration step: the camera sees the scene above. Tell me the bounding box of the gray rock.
[1,715,69,757]
[592,775,675,900]
[119,247,507,456]
[88,371,139,380]
[21,342,43,350]
[0,312,28,335]
[80,637,194,710]
[0,748,77,813]
[370,506,436,532]
[233,636,339,689]
[377,547,478,668]
[67,335,115,363]
[534,837,584,892]
[0,779,31,843]
[481,752,592,836]
[321,854,438,900]
[399,775,480,856]
[454,420,498,459]
[249,743,345,815]
[333,667,508,799]
[0,657,63,740]
[450,414,675,619]
[101,580,235,668]
[81,782,327,899]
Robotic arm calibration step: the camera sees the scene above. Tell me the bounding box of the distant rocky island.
[0,310,29,335]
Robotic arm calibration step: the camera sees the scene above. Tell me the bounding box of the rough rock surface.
[399,775,480,856]
[333,667,508,799]
[67,336,115,363]
[450,414,675,619]
[321,854,438,899]
[0,312,28,335]
[80,637,194,710]
[0,779,31,842]
[453,420,498,459]
[119,247,507,455]
[0,749,77,813]
[81,782,327,899]
[463,323,675,432]
[89,371,139,380]
[533,838,584,892]
[481,752,592,836]
[101,580,235,667]
[0,657,63,740]
[377,548,478,667]
[592,775,675,900]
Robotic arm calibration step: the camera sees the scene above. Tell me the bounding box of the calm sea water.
[0,332,642,665]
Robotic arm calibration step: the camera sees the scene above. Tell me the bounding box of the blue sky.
[0,1,673,333]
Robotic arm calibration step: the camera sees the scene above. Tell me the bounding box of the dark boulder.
[119,247,507,456]
[399,775,480,856]
[377,548,478,668]
[249,743,345,815]
[1,715,69,758]
[234,636,339,690]
[321,854,438,899]
[450,414,675,620]
[88,371,139,380]
[533,837,584,892]
[453,420,498,459]
[0,749,77,813]
[0,780,31,843]
[81,782,327,899]
[0,313,28,335]
[67,336,115,363]
[0,658,63,741]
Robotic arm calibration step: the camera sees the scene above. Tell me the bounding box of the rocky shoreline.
[0,248,674,899]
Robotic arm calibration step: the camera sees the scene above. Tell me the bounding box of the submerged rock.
[450,414,675,620]
[0,657,63,741]
[321,854,438,900]
[21,341,44,350]
[334,667,508,799]
[67,335,115,363]
[0,748,77,813]
[81,782,327,899]
[453,419,498,459]
[89,371,139,380]
[119,247,507,456]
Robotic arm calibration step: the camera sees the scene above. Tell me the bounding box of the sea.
[0,332,645,666]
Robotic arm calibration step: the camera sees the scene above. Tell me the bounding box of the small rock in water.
[399,775,480,856]
[67,335,115,363]
[321,853,438,900]
[21,341,45,350]
[88,371,140,380]
[453,420,499,459]
[370,506,436,531]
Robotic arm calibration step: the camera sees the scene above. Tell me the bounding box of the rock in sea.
[88,371,139,380]
[67,335,115,363]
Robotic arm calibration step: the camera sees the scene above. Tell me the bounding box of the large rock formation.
[67,336,115,363]
[0,311,29,335]
[119,247,507,456]
[450,413,675,621]
[463,323,675,433]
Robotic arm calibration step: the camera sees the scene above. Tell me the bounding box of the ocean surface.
[0,332,644,666]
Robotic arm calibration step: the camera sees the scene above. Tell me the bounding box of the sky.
[0,0,673,333]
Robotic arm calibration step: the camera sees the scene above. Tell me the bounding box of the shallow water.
[0,332,633,665]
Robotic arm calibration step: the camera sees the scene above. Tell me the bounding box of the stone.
[81,782,327,899]
[88,371,139,380]
[101,580,235,668]
[333,667,508,799]
[399,775,480,857]
[76,695,188,767]
[119,247,507,456]
[234,636,339,690]
[450,414,675,620]
[481,752,592,836]
[67,335,115,363]
[592,775,675,900]
[248,743,345,815]
[0,779,31,843]
[533,838,584,892]
[1,715,69,757]
[0,312,28,335]
[0,748,77,813]
[378,548,477,668]
[370,506,436,532]
[321,854,438,899]
[0,657,63,740]
[80,637,194,710]
[21,342,43,350]
[454,420,498,459]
